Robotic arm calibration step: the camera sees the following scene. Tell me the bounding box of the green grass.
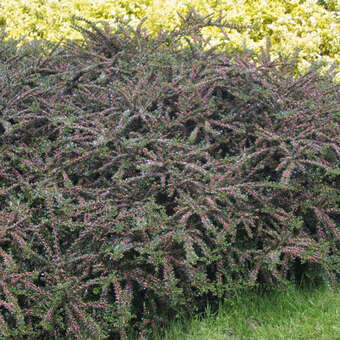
[149,283,340,340]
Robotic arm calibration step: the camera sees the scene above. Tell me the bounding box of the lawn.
[149,283,340,340]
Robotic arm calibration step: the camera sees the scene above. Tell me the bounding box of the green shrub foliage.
[0,10,339,339]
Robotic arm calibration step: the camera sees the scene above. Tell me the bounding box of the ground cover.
[0,4,339,340]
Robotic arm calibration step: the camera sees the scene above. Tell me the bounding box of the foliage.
[0,10,339,339]
[0,0,339,81]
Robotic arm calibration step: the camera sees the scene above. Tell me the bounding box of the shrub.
[0,0,339,81]
[0,11,339,339]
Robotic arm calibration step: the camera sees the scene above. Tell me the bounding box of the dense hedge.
[0,11,339,339]
[0,0,339,81]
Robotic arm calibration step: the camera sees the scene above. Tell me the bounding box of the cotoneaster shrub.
[0,11,339,339]
[0,0,339,81]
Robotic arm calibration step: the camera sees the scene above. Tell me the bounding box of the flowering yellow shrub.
[0,0,338,81]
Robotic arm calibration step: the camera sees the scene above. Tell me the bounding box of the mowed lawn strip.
[149,283,340,340]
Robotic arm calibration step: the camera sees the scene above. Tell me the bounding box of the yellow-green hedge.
[0,0,339,81]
